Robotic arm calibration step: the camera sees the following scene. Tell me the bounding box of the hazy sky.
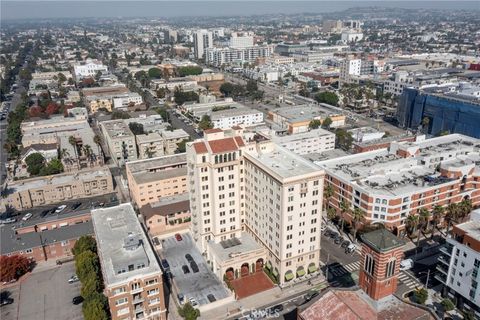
[1,1,479,21]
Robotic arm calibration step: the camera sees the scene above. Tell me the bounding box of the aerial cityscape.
[0,1,479,320]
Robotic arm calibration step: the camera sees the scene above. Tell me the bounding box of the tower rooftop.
[360,229,406,253]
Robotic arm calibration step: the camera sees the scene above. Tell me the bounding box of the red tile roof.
[208,137,239,154]
[193,142,208,154]
[204,128,223,134]
[234,136,245,147]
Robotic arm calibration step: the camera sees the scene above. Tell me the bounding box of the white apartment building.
[272,128,336,155]
[186,128,324,284]
[341,31,364,43]
[112,93,143,110]
[100,120,138,166]
[193,30,213,59]
[211,108,264,129]
[340,58,362,81]
[205,45,275,66]
[230,32,254,48]
[436,217,480,316]
[73,59,108,80]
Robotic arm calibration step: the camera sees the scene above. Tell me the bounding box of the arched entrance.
[296,266,306,278]
[255,258,264,272]
[285,270,294,282]
[225,267,234,281]
[241,262,250,278]
[308,262,317,274]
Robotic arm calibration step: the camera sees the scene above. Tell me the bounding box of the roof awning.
[297,268,306,277]
[285,271,294,281]
[308,265,317,273]
[265,261,272,270]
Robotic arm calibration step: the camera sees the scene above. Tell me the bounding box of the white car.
[55,205,67,213]
[22,213,33,221]
[400,259,414,271]
[188,297,198,307]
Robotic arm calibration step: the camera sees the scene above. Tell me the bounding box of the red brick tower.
[358,229,406,300]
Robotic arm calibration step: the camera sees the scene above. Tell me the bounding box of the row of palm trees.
[61,135,103,170]
[324,183,474,241]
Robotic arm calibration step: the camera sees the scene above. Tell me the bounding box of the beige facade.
[126,154,188,208]
[187,128,324,284]
[87,97,113,113]
[136,133,165,159]
[100,120,138,166]
[161,129,189,155]
[4,168,114,211]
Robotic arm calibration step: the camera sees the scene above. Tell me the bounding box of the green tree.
[445,203,459,235]
[335,129,353,151]
[413,288,428,305]
[82,292,109,320]
[176,139,189,153]
[314,92,339,106]
[75,251,100,283]
[128,122,144,135]
[154,107,169,122]
[220,82,235,97]
[323,184,334,210]
[406,214,420,236]
[156,88,167,99]
[178,302,200,320]
[309,119,321,130]
[321,117,333,129]
[463,311,475,320]
[40,159,64,176]
[111,110,131,119]
[441,298,455,312]
[339,200,350,232]
[72,236,97,256]
[198,115,213,130]
[81,275,102,299]
[174,88,199,105]
[431,205,444,232]
[351,207,365,241]
[148,67,162,79]
[19,68,32,81]
[178,66,203,77]
[246,80,258,93]
[25,153,46,176]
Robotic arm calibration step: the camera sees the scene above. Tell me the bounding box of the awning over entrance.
[265,261,272,270]
[297,267,306,277]
[285,271,294,281]
[308,264,317,273]
[272,268,278,277]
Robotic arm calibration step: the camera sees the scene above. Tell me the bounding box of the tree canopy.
[72,236,97,256]
[25,153,46,175]
[178,302,200,320]
[75,250,100,283]
[0,255,32,282]
[314,91,339,106]
[148,67,162,79]
[174,89,199,105]
[198,115,213,130]
[128,122,145,135]
[322,117,333,129]
[178,66,203,77]
[82,292,109,320]
[309,119,321,130]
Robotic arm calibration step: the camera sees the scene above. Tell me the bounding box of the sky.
[1,1,479,21]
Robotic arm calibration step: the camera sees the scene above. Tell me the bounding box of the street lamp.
[419,269,431,289]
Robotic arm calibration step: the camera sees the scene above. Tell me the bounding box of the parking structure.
[160,233,231,306]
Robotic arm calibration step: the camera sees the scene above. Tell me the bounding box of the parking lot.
[0,262,83,320]
[160,233,230,306]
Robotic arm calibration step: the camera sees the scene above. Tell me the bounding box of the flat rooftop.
[208,232,264,263]
[161,129,189,140]
[136,132,163,144]
[273,128,334,144]
[91,203,162,286]
[211,107,262,120]
[271,104,339,123]
[5,168,111,194]
[361,229,406,253]
[454,220,480,241]
[127,154,187,184]
[245,144,324,181]
[101,120,134,139]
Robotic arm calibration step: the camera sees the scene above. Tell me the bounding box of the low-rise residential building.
[100,120,138,166]
[136,133,165,159]
[139,193,191,237]
[316,134,480,235]
[73,59,108,80]
[91,203,167,320]
[4,167,114,211]
[436,216,480,316]
[112,93,144,110]
[161,129,189,155]
[125,154,188,208]
[210,108,264,129]
[272,128,335,155]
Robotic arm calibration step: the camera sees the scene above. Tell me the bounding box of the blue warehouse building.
[397,87,480,138]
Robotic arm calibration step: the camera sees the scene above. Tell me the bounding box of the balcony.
[131,287,143,294]
[439,244,453,256]
[134,305,144,313]
[436,263,449,275]
[132,295,144,304]
[438,255,450,265]
[435,272,447,284]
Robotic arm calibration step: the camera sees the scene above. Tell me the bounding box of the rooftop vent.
[123,233,142,251]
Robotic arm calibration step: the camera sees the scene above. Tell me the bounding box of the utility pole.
[325,253,330,281]
[425,269,430,289]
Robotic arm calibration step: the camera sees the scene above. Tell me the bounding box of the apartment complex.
[272,128,335,155]
[91,203,167,320]
[210,108,264,129]
[186,128,324,284]
[73,59,108,80]
[193,30,213,59]
[205,45,275,66]
[316,134,480,234]
[126,154,188,208]
[4,168,114,210]
[136,133,165,159]
[436,216,480,316]
[100,120,138,166]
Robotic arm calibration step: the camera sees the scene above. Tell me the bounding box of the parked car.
[177,293,185,305]
[207,294,216,303]
[72,296,83,305]
[0,218,16,224]
[185,254,194,263]
[329,231,339,239]
[22,213,33,221]
[160,259,170,272]
[190,261,199,273]
[400,259,414,271]
[175,233,183,241]
[189,297,198,307]
[55,205,67,213]
[70,202,81,210]
[346,244,357,254]
[303,290,319,302]
[341,240,350,248]
[334,236,344,245]
[40,209,50,218]
[0,297,14,307]
[68,275,79,284]
[182,265,190,274]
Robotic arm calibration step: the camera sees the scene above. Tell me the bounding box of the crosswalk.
[398,271,421,289]
[329,261,361,277]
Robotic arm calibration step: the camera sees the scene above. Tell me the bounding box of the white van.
[400,259,414,271]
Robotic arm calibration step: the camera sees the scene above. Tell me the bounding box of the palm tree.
[351,207,365,242]
[323,184,334,211]
[60,148,70,159]
[68,136,79,168]
[93,134,103,162]
[144,148,155,159]
[445,203,459,236]
[458,199,472,222]
[339,200,351,232]
[326,207,337,222]
[82,144,93,166]
[419,208,431,231]
[431,205,444,232]
[406,214,420,237]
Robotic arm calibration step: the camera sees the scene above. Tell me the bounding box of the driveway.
[1,261,83,320]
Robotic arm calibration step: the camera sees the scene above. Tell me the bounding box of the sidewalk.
[200,273,326,320]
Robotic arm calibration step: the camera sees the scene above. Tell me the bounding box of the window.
[115,297,128,306]
[113,287,126,295]
[364,254,375,275]
[385,259,396,278]
[146,278,158,286]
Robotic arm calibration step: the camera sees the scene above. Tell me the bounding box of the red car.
[175,233,182,241]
